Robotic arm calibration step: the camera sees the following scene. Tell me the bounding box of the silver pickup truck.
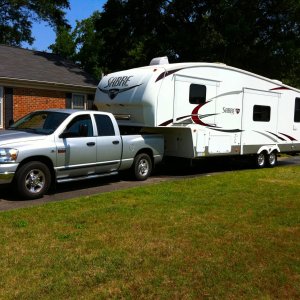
[0,109,164,199]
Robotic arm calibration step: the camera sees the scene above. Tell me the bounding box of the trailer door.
[173,74,219,124]
[241,88,280,153]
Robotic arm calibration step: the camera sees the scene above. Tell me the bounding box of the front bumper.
[0,163,18,184]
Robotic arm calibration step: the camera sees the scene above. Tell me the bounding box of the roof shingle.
[0,44,98,88]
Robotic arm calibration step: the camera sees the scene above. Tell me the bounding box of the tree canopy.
[0,0,70,46]
[51,0,300,88]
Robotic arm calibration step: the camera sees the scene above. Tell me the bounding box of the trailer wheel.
[255,152,266,168]
[132,153,152,181]
[266,152,277,168]
[15,161,51,199]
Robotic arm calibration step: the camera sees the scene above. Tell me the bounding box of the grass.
[0,166,300,299]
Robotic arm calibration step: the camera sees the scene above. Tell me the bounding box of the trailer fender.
[257,145,280,155]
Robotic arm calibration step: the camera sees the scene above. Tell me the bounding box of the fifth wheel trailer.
[94,57,300,168]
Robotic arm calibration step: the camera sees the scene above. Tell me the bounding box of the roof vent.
[149,56,169,66]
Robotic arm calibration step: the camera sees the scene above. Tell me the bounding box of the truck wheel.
[255,152,266,168]
[266,152,277,168]
[132,153,152,181]
[15,161,51,199]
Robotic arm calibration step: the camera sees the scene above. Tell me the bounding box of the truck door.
[173,74,219,125]
[241,88,280,153]
[56,114,97,178]
[94,114,122,173]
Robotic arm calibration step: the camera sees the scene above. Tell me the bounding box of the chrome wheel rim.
[25,169,45,194]
[138,159,149,177]
[257,153,265,167]
[268,153,276,165]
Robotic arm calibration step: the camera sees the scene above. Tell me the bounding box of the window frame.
[189,84,207,105]
[94,114,116,137]
[253,105,271,122]
[294,98,300,123]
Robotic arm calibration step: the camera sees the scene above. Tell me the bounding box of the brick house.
[0,44,98,129]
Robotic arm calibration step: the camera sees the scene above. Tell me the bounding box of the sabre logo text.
[104,76,133,88]
[223,107,241,114]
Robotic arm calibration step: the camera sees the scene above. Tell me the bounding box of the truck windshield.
[9,111,70,135]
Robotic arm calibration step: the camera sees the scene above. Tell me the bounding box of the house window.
[294,98,300,122]
[66,93,95,110]
[72,94,86,109]
[66,93,87,109]
[189,84,206,104]
[253,105,271,122]
[0,87,3,128]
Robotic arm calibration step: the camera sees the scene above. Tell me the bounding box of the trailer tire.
[254,152,266,168]
[132,153,152,181]
[15,161,51,199]
[266,152,277,168]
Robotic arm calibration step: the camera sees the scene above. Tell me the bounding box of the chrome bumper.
[0,172,14,184]
[0,164,18,184]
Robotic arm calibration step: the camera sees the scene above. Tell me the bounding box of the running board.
[57,171,119,184]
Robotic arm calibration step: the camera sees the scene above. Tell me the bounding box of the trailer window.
[253,105,271,122]
[189,84,206,104]
[95,114,115,136]
[294,98,300,122]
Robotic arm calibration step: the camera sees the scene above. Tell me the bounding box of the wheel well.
[135,148,154,163]
[16,156,55,182]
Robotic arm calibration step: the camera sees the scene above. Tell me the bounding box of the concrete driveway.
[1,156,299,211]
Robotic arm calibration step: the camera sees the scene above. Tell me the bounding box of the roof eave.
[0,76,97,93]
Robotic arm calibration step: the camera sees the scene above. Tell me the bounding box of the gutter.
[0,76,97,93]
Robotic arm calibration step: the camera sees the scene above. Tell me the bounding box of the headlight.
[0,148,19,163]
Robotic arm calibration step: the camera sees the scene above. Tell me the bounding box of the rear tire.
[132,153,152,181]
[266,152,277,168]
[15,161,51,199]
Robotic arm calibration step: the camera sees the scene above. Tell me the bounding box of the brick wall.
[13,87,66,121]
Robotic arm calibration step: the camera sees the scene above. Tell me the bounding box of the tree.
[50,0,300,87]
[50,11,104,78]
[0,0,70,46]
[48,26,76,60]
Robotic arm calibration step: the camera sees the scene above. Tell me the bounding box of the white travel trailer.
[95,57,300,167]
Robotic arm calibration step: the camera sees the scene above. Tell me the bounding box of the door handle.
[112,140,120,145]
[86,142,95,146]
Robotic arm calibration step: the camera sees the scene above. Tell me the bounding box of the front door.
[56,114,97,178]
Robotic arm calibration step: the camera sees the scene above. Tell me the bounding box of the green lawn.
[0,166,300,299]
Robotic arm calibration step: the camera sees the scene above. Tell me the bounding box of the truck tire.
[15,161,51,199]
[132,153,152,181]
[266,152,277,167]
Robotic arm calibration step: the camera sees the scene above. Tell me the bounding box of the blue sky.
[23,0,106,52]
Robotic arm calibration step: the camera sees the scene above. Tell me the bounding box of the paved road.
[1,156,299,211]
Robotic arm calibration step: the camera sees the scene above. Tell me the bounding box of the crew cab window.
[94,114,115,136]
[64,115,93,137]
[253,105,271,122]
[294,98,300,122]
[189,84,206,104]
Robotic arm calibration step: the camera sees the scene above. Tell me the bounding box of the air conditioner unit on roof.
[149,56,169,66]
